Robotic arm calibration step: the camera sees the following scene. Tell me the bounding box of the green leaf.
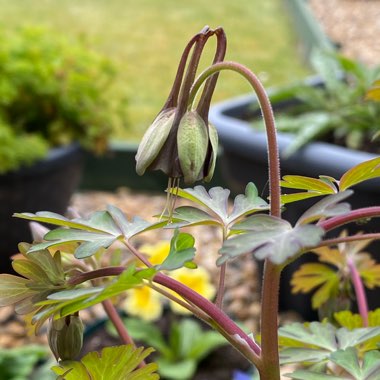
[280,347,330,364]
[285,369,348,380]
[280,174,338,204]
[14,211,120,234]
[279,322,338,352]
[107,205,167,238]
[336,327,380,349]
[296,191,352,225]
[290,263,339,309]
[60,267,151,316]
[36,267,153,319]
[157,230,196,271]
[156,358,196,380]
[109,318,171,359]
[281,192,327,204]
[0,274,35,306]
[281,112,332,156]
[11,259,52,284]
[27,250,65,284]
[329,348,380,380]
[227,182,269,223]
[339,157,380,191]
[280,174,336,202]
[29,229,118,259]
[218,215,324,265]
[51,345,159,380]
[166,206,220,228]
[172,186,230,223]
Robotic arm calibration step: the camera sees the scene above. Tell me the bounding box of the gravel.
[309,0,380,66]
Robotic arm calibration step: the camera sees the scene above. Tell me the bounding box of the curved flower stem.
[347,258,369,327]
[189,61,281,217]
[215,263,227,309]
[190,60,281,379]
[68,265,262,368]
[318,207,380,232]
[101,299,138,347]
[315,233,380,248]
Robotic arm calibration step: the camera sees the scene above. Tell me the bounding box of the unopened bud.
[48,314,84,361]
[136,108,176,176]
[177,111,208,184]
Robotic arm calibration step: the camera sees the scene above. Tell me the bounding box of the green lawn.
[0,0,309,140]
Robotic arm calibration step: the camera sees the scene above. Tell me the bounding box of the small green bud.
[177,111,208,184]
[135,108,176,176]
[204,122,219,182]
[48,314,84,361]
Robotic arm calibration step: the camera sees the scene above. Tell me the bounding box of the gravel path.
[309,0,380,66]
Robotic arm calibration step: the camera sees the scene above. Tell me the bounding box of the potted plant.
[0,25,128,271]
[0,26,380,380]
[209,52,380,317]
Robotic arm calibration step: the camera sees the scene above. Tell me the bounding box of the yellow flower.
[169,266,216,314]
[139,241,170,266]
[123,285,163,321]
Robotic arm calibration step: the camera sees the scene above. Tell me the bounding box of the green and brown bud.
[135,26,225,185]
[48,314,84,361]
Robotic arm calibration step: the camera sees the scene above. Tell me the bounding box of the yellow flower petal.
[169,266,216,314]
[139,241,171,266]
[123,285,163,321]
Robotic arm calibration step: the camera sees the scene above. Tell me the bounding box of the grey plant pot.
[0,143,84,273]
[209,88,380,319]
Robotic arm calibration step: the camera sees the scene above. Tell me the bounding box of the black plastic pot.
[0,143,84,273]
[210,88,380,319]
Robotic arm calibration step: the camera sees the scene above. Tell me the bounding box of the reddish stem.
[318,207,380,232]
[68,266,262,362]
[347,258,369,327]
[101,299,138,348]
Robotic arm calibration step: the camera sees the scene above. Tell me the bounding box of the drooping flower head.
[136,26,226,187]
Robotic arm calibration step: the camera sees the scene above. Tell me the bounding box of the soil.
[309,0,380,66]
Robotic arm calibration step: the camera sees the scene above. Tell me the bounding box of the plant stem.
[316,233,380,248]
[215,262,227,309]
[101,299,137,347]
[347,258,369,326]
[190,61,281,216]
[101,300,146,369]
[190,60,282,379]
[318,206,380,232]
[68,265,262,367]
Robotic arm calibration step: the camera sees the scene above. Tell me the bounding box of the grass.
[0,0,309,141]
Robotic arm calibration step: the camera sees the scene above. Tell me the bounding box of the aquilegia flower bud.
[135,26,225,186]
[48,314,84,361]
[177,110,218,184]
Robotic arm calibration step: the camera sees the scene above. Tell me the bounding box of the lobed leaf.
[51,345,159,380]
[281,175,337,193]
[339,157,380,191]
[279,322,337,352]
[290,263,339,309]
[227,182,269,223]
[0,274,35,306]
[156,230,196,271]
[330,348,380,380]
[171,186,230,223]
[296,191,352,225]
[164,206,220,228]
[218,215,324,265]
[285,369,348,380]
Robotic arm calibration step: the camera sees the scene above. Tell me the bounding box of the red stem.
[68,266,262,361]
[101,299,138,348]
[318,207,380,232]
[347,258,369,327]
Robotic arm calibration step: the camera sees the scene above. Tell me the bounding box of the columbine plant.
[0,26,380,380]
